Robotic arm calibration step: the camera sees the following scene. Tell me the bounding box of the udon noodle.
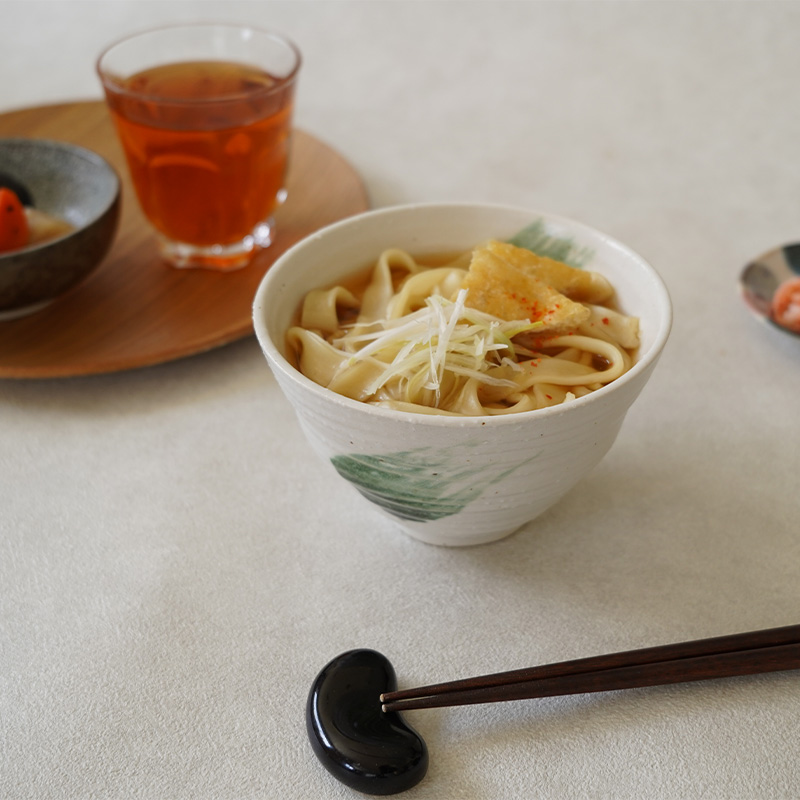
[287,239,639,416]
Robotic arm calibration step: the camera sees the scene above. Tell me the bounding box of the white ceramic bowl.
[253,203,671,546]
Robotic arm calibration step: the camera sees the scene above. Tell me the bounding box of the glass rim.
[96,23,302,105]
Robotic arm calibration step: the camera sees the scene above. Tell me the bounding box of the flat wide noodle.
[287,244,639,416]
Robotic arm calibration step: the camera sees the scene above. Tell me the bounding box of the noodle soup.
[287,240,640,416]
[253,204,671,545]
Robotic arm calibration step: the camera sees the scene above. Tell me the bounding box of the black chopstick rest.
[306,649,428,796]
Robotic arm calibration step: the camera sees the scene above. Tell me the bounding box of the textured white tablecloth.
[2,2,799,798]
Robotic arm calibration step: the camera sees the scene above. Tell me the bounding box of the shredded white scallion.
[332,290,543,407]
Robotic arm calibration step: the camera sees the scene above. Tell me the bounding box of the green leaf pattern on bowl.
[508,219,594,267]
[330,444,538,522]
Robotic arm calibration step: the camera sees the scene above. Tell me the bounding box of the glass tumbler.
[97,24,301,270]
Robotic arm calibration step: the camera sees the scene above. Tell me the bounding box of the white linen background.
[2,2,799,799]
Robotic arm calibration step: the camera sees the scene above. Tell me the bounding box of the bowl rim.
[253,201,673,428]
[0,137,121,258]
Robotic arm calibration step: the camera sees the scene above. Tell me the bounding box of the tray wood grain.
[0,101,369,378]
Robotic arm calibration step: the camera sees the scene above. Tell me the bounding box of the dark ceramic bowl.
[0,138,121,319]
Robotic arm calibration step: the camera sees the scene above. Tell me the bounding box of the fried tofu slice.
[482,240,614,303]
[463,242,590,333]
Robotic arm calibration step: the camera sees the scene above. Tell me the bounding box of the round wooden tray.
[0,101,369,378]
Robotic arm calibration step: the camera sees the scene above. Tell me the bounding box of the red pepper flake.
[545,394,552,400]
[602,317,610,325]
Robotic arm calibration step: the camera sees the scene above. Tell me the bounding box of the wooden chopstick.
[381,624,800,713]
